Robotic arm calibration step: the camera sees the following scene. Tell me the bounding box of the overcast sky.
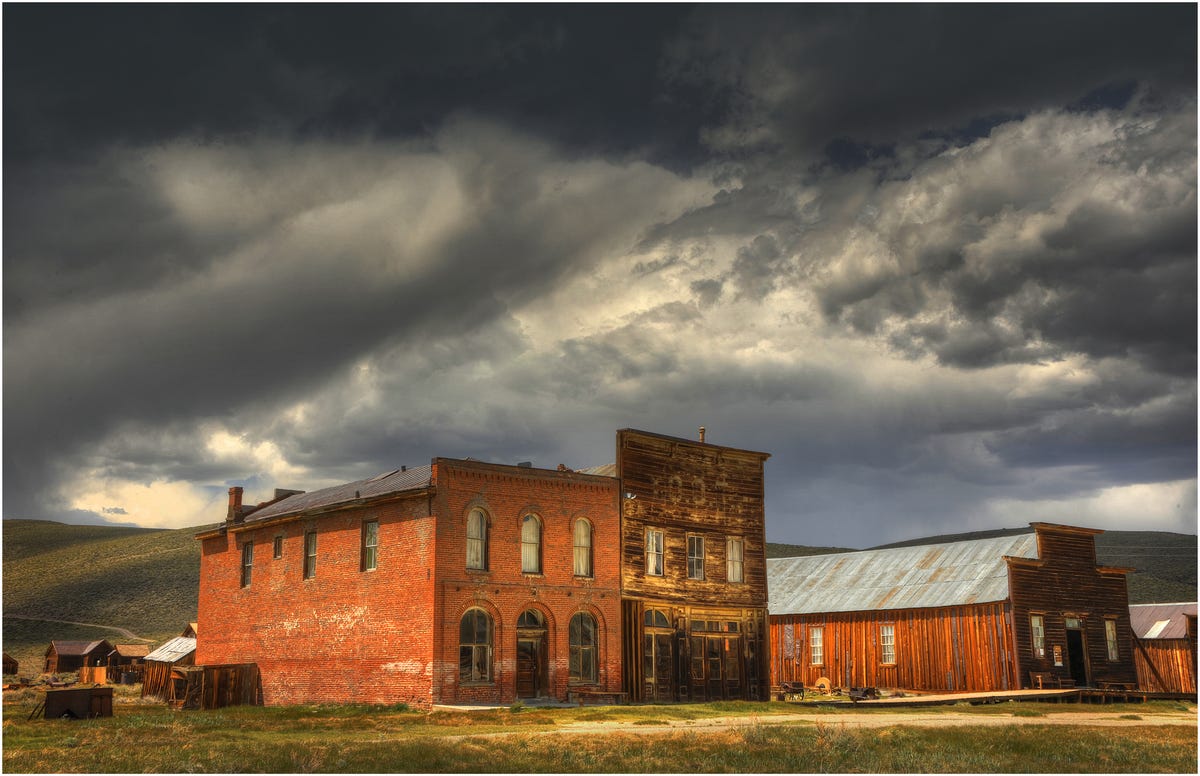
[3,4,1196,547]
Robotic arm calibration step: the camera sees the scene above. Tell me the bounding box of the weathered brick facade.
[197,457,621,707]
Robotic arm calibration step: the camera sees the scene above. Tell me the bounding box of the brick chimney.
[227,486,244,524]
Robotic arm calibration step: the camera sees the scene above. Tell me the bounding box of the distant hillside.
[765,542,856,559]
[2,519,212,671]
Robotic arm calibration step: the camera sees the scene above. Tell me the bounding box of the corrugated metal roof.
[767,533,1039,615]
[576,463,617,477]
[145,637,196,663]
[1129,602,1197,639]
[50,640,110,656]
[244,465,434,524]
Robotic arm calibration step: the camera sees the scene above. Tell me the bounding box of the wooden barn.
[3,652,18,675]
[140,636,197,700]
[107,644,150,682]
[43,640,113,675]
[767,523,1138,693]
[1129,602,1197,694]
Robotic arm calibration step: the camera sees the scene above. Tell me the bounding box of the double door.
[690,634,742,701]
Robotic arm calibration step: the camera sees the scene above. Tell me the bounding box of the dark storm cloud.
[3,5,1194,545]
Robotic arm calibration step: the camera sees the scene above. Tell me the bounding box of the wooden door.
[516,638,543,698]
[643,632,674,702]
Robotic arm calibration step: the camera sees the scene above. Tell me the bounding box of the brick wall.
[432,459,622,704]
[197,494,437,707]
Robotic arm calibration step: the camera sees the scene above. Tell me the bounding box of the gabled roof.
[767,533,1039,615]
[1129,602,1197,639]
[48,639,112,656]
[242,465,434,524]
[110,644,150,658]
[144,636,196,663]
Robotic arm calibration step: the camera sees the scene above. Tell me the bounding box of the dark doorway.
[516,609,548,699]
[1065,628,1089,686]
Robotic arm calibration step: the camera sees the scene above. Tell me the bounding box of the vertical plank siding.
[1133,638,1197,693]
[770,603,1016,692]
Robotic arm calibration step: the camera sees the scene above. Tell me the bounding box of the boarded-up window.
[1030,614,1046,659]
[573,519,593,577]
[687,535,705,580]
[459,608,492,683]
[240,542,253,588]
[521,515,542,574]
[880,624,895,664]
[810,626,824,665]
[726,537,744,583]
[303,531,317,579]
[569,612,598,683]
[1105,619,1120,661]
[646,529,664,576]
[466,509,488,570]
[361,520,379,572]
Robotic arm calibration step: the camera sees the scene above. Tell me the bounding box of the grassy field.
[1,695,1195,773]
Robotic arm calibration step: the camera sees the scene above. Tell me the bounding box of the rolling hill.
[3,518,1195,675]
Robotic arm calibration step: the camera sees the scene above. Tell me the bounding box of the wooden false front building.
[617,429,771,703]
[767,523,1138,693]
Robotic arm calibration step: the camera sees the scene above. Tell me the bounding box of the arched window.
[573,519,593,577]
[466,509,488,570]
[569,612,598,683]
[521,514,541,573]
[459,608,493,683]
[644,609,671,629]
[517,609,544,629]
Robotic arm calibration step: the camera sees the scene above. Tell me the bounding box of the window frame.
[569,612,599,684]
[303,530,317,580]
[1030,614,1046,659]
[521,513,542,574]
[240,541,253,588]
[466,508,489,571]
[1104,619,1120,662]
[687,534,705,580]
[645,528,664,577]
[726,536,744,583]
[361,520,379,572]
[573,518,593,578]
[879,623,896,665]
[272,535,283,560]
[458,608,493,684]
[809,625,824,666]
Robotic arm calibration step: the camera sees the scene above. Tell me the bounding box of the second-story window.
[726,537,744,583]
[521,514,542,574]
[240,541,253,588]
[361,520,379,572]
[466,509,488,570]
[687,535,705,580]
[272,535,283,559]
[645,529,664,576]
[303,530,317,579]
[573,518,593,577]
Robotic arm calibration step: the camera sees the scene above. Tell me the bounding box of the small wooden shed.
[107,644,151,682]
[3,652,18,675]
[44,640,113,675]
[1130,602,1197,694]
[140,637,197,700]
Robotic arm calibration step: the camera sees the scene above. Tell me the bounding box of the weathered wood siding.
[1008,524,1138,688]
[617,429,770,702]
[770,602,1017,692]
[1133,638,1197,694]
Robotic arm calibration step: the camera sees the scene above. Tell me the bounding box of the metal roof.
[576,463,617,477]
[767,533,1039,615]
[1129,602,1197,639]
[244,465,434,524]
[49,640,110,656]
[144,636,196,663]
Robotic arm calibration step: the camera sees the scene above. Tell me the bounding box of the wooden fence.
[1133,638,1196,694]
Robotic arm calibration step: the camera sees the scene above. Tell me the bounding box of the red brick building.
[197,457,621,707]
